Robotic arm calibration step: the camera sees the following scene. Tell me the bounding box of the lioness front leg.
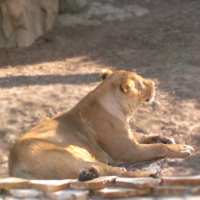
[131,143,194,162]
[79,162,158,181]
[135,134,176,144]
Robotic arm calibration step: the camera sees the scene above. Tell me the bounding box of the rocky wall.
[0,0,58,48]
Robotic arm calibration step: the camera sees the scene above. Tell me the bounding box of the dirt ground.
[1,0,200,178]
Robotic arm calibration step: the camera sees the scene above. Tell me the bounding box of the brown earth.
[1,0,200,178]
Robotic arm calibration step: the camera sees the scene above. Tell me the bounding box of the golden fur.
[9,70,194,180]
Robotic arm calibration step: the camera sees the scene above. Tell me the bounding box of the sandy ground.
[1,0,200,178]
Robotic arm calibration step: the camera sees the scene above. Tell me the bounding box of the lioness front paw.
[168,144,194,158]
[151,136,176,144]
[78,166,99,181]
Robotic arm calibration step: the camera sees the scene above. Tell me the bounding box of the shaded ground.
[1,0,200,178]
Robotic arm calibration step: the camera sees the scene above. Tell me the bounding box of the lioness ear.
[99,69,113,81]
[120,79,135,93]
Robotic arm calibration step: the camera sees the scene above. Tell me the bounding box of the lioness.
[9,70,194,181]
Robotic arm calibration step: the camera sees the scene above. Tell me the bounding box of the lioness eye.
[146,98,149,102]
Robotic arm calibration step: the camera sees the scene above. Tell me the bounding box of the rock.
[57,2,149,27]
[162,176,200,186]
[47,190,89,200]
[153,186,188,196]
[16,29,35,48]
[9,189,43,198]
[5,0,23,20]
[70,176,117,190]
[0,177,30,189]
[130,5,149,17]
[115,177,161,189]
[59,0,88,14]
[98,187,151,198]
[1,3,14,39]
[0,0,58,48]
[57,14,101,27]
[6,32,17,48]
[38,0,59,31]
[30,179,72,192]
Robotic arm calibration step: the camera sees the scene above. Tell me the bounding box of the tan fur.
[9,70,194,180]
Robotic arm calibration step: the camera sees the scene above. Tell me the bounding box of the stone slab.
[70,176,116,190]
[5,198,50,200]
[186,196,200,200]
[116,177,161,189]
[162,176,200,186]
[0,196,4,200]
[190,186,200,195]
[5,197,20,200]
[30,179,72,192]
[153,186,188,196]
[109,198,155,200]
[155,197,186,200]
[98,187,151,198]
[0,178,30,189]
[9,189,43,198]
[47,189,89,200]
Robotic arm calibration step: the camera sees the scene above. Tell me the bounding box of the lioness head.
[99,69,155,118]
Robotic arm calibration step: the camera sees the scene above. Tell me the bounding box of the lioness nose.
[145,98,150,102]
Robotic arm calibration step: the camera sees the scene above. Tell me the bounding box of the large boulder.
[0,0,58,48]
[59,0,88,14]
